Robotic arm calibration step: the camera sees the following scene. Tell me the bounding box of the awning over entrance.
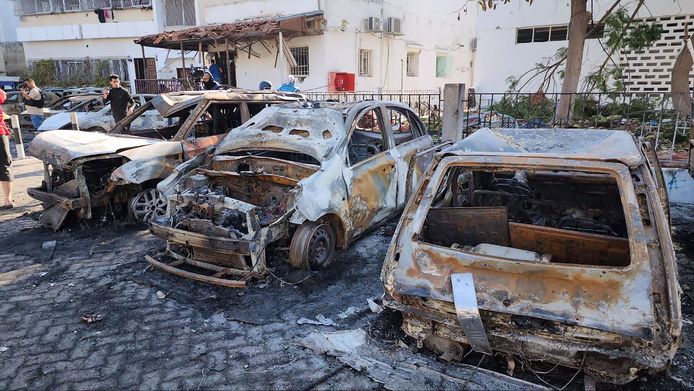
[134,11,325,51]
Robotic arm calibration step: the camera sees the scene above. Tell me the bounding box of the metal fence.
[465,91,693,163]
[14,0,152,16]
[304,90,444,131]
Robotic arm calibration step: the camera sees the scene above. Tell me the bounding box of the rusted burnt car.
[381,128,681,384]
[27,89,303,230]
[147,101,438,287]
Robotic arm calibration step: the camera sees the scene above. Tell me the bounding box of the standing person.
[103,74,135,123]
[278,75,300,92]
[21,79,45,130]
[208,59,223,83]
[201,72,222,90]
[0,89,14,209]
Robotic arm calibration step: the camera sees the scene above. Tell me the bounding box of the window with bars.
[290,46,310,76]
[13,0,152,16]
[164,0,196,27]
[358,49,372,77]
[406,51,419,77]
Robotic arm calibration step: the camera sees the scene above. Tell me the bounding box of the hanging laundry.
[94,9,106,23]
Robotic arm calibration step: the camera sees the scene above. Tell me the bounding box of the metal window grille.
[290,47,310,76]
[164,0,196,27]
[406,52,419,77]
[358,50,371,77]
[13,0,152,16]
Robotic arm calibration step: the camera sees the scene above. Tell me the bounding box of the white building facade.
[464,0,694,93]
[0,0,24,76]
[194,0,468,92]
[13,0,199,86]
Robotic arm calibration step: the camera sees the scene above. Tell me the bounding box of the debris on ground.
[301,329,548,390]
[41,240,57,261]
[156,290,167,299]
[366,298,383,314]
[297,314,337,327]
[336,306,361,319]
[81,313,104,324]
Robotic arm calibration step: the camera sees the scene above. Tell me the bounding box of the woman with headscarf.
[0,89,14,209]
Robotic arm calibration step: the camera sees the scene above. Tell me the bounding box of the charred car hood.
[29,129,161,167]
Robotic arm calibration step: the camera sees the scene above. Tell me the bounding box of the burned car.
[27,89,303,230]
[147,101,438,287]
[381,128,681,384]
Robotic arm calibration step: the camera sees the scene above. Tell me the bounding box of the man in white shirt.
[21,79,45,129]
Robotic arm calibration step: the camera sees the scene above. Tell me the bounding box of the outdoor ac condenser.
[364,17,382,32]
[384,17,403,35]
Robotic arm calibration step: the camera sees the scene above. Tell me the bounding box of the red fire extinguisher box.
[328,72,355,92]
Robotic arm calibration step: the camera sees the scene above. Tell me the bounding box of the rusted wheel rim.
[307,225,335,269]
[290,223,336,270]
[129,188,166,223]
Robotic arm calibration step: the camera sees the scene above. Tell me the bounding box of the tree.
[480,0,663,123]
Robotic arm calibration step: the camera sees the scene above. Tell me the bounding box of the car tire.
[289,222,336,270]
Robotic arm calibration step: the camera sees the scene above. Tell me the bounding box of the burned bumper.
[147,216,283,287]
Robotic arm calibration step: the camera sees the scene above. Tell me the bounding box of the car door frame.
[382,104,434,206]
[342,103,399,237]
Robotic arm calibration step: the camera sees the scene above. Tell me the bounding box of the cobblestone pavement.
[0,158,693,390]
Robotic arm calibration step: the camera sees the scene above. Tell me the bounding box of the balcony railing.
[14,0,152,16]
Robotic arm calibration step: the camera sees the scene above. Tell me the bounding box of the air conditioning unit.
[384,17,403,35]
[470,37,478,51]
[364,17,381,32]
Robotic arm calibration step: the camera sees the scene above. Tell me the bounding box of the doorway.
[134,58,157,80]
[215,50,237,87]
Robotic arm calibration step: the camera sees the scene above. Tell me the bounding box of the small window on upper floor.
[533,27,550,42]
[516,28,533,43]
[550,25,568,41]
[164,0,196,27]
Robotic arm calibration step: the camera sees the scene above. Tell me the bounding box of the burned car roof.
[153,89,305,117]
[445,128,644,167]
[29,130,159,167]
[215,105,344,161]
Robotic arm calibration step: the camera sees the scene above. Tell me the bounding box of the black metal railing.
[464,91,693,164]
[304,90,444,133]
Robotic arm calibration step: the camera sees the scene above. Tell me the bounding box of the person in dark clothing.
[103,74,135,123]
[202,72,222,90]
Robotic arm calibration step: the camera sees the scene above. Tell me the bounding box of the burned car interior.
[421,167,630,267]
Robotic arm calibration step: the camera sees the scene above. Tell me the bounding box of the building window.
[290,46,310,76]
[516,24,603,43]
[435,56,450,78]
[550,25,568,41]
[13,0,153,16]
[406,51,419,77]
[359,50,372,77]
[164,0,196,27]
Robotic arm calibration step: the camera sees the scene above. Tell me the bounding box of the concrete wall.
[0,0,25,76]
[466,0,694,92]
[202,0,468,91]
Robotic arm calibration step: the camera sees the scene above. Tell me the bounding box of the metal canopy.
[134,11,325,51]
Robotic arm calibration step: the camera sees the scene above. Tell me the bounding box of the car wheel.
[289,222,336,270]
[128,188,167,224]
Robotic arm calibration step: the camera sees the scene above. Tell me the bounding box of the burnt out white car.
[381,128,681,384]
[147,101,438,287]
